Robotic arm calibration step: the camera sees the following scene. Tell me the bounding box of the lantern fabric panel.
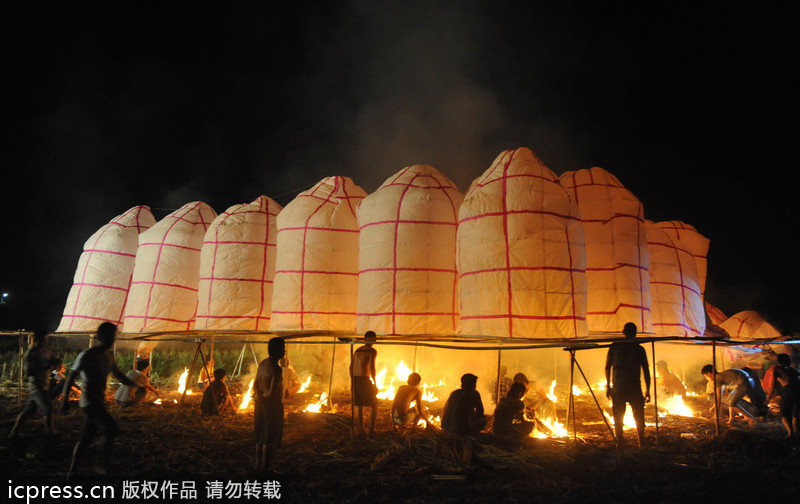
[559,167,651,334]
[57,206,156,332]
[646,221,705,336]
[356,165,463,335]
[720,310,781,341]
[270,176,366,332]
[123,201,217,333]
[656,221,709,297]
[196,196,282,330]
[457,148,588,339]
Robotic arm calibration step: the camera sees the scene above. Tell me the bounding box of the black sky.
[2,1,798,333]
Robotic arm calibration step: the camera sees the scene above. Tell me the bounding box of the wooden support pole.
[495,349,502,405]
[327,338,336,411]
[651,340,659,448]
[573,353,621,452]
[17,330,24,407]
[569,350,577,445]
[712,339,720,436]
[350,340,355,441]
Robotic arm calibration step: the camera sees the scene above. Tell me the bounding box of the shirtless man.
[701,365,763,425]
[349,331,378,438]
[61,322,140,477]
[391,372,429,430]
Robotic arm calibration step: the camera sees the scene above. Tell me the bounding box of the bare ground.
[1,385,799,503]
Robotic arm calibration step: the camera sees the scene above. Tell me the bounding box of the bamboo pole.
[651,340,659,448]
[572,353,620,451]
[569,350,576,445]
[712,339,720,436]
[495,349,502,405]
[327,337,336,411]
[174,339,205,422]
[350,340,355,441]
[17,330,23,406]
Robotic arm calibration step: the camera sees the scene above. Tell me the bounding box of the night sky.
[2,2,798,333]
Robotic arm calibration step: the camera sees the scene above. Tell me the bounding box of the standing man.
[350,331,378,438]
[61,322,141,477]
[605,322,651,448]
[10,330,59,437]
[254,337,285,474]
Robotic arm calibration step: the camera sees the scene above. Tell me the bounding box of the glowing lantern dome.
[270,176,367,332]
[57,206,156,332]
[122,201,217,333]
[646,221,705,336]
[656,221,709,297]
[195,196,282,330]
[356,165,464,335]
[559,167,652,334]
[457,148,588,339]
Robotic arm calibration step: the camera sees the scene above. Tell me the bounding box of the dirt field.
[2,385,799,503]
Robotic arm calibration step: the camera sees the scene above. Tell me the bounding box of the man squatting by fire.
[254,336,286,474]
[702,365,766,425]
[605,322,651,448]
[391,372,430,431]
[350,331,378,438]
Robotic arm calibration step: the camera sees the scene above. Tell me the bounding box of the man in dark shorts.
[391,372,429,430]
[442,373,487,436]
[350,331,378,438]
[61,322,141,477]
[771,353,800,438]
[254,337,285,473]
[10,330,59,437]
[701,365,763,425]
[605,322,651,448]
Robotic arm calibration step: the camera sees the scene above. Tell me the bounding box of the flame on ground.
[239,378,255,411]
[177,368,192,395]
[303,392,328,413]
[297,376,312,394]
[657,395,694,417]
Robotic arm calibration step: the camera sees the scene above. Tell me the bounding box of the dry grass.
[2,389,799,503]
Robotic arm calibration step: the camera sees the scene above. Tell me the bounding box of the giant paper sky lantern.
[57,206,156,332]
[356,165,464,335]
[645,220,705,336]
[656,221,709,297]
[270,177,367,332]
[457,148,588,339]
[122,201,217,333]
[195,196,282,331]
[559,167,651,334]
